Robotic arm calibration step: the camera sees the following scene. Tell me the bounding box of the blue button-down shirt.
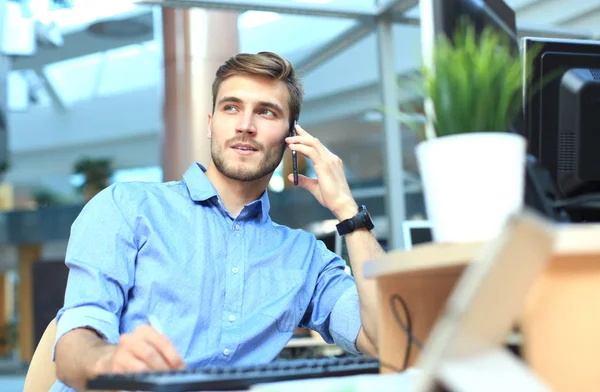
[49,163,361,392]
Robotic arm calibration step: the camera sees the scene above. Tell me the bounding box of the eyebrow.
[218,96,285,115]
[218,96,243,106]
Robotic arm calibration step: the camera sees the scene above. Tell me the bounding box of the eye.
[223,105,238,112]
[260,109,275,117]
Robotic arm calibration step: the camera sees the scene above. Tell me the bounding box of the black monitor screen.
[411,227,433,247]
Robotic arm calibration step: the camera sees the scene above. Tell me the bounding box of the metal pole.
[296,23,373,76]
[375,14,405,250]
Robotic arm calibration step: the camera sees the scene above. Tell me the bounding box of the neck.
[205,162,270,217]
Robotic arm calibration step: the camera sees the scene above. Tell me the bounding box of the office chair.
[23,318,57,392]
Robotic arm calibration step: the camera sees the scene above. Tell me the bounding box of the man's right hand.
[56,324,185,392]
[98,324,186,374]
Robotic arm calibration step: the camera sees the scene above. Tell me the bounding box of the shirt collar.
[183,163,218,202]
[182,162,271,220]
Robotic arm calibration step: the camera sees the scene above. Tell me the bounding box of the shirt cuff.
[329,285,361,355]
[53,307,121,361]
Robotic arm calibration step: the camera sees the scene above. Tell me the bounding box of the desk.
[285,337,330,348]
[364,223,600,392]
[279,335,342,360]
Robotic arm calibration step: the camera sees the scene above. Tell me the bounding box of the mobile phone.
[291,119,298,186]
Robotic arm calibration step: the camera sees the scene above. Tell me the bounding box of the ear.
[207,113,212,139]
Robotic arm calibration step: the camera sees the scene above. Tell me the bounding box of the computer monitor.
[522,37,600,215]
[419,0,600,223]
[402,221,433,250]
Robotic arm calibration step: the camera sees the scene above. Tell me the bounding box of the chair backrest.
[23,318,57,392]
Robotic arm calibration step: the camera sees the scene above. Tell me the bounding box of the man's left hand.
[286,124,358,221]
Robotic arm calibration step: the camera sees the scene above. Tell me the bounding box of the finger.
[288,143,320,164]
[295,123,310,137]
[137,325,186,369]
[118,332,169,371]
[295,124,328,152]
[132,341,171,371]
[288,125,327,155]
[285,134,314,146]
[287,135,323,152]
[111,352,150,373]
[287,173,319,193]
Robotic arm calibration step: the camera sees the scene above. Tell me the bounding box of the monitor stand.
[525,155,570,222]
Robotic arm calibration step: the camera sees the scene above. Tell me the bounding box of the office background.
[1,0,600,388]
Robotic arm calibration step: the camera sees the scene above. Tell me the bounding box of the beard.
[211,137,287,182]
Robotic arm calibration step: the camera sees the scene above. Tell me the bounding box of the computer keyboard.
[86,355,380,391]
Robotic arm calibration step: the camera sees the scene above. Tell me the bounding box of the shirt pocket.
[259,268,306,333]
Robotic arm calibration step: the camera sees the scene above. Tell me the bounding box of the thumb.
[287,173,318,192]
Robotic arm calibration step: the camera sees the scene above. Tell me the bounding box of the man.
[51,52,385,392]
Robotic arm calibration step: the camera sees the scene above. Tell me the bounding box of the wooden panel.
[364,222,600,281]
[18,244,40,363]
[377,266,465,373]
[366,217,600,390]
[523,253,600,392]
[364,241,481,279]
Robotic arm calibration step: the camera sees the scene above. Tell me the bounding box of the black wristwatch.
[336,205,375,236]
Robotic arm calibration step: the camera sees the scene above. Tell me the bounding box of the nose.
[235,112,256,135]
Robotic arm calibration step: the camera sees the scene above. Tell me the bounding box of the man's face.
[208,74,291,182]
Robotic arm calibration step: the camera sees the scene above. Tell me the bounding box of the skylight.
[25,0,139,30]
[296,0,335,4]
[239,11,282,29]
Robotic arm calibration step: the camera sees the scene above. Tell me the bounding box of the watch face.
[358,205,374,230]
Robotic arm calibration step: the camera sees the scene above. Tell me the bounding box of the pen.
[147,314,164,334]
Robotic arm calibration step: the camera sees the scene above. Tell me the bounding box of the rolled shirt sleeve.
[329,285,361,354]
[53,183,138,359]
[302,241,362,355]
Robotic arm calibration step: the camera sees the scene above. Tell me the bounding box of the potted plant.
[400,23,539,243]
[73,157,113,202]
[32,187,61,208]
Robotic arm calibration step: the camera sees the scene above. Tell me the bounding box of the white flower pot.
[416,132,527,243]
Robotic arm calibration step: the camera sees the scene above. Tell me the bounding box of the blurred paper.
[251,370,419,392]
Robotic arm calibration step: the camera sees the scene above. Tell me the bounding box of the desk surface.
[364,223,600,279]
[284,337,330,348]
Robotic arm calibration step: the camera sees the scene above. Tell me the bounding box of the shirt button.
[223,349,230,356]
[234,224,240,230]
[232,267,239,274]
[229,315,236,322]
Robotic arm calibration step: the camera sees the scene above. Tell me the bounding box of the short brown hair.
[212,52,304,124]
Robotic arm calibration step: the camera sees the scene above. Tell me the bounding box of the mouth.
[230,143,259,156]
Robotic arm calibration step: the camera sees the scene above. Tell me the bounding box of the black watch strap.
[336,205,374,236]
[336,217,356,236]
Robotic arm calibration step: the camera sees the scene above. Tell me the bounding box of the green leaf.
[397,19,547,139]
